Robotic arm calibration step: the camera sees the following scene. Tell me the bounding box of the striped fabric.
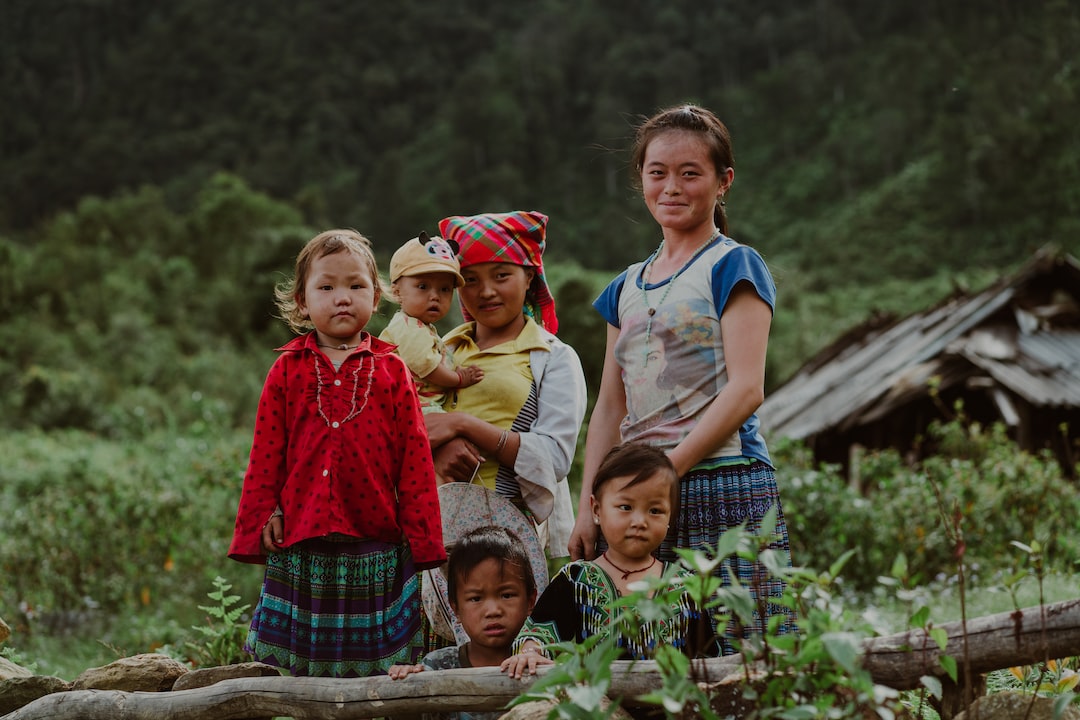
[657,461,796,654]
[493,380,539,503]
[245,537,425,677]
[438,211,559,333]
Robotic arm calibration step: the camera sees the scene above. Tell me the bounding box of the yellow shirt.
[442,319,549,489]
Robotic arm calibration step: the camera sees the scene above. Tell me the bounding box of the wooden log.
[861,597,1080,689]
[4,599,1078,719]
[0,658,745,720]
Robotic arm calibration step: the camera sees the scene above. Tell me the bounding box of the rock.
[0,656,32,681]
[501,698,633,719]
[171,661,282,691]
[955,691,1080,720]
[0,675,70,716]
[72,652,189,692]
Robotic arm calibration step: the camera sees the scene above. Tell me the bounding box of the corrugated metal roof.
[759,248,1080,441]
[959,330,1080,407]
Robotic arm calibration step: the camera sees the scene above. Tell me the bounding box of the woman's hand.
[432,437,483,482]
[500,643,552,679]
[568,511,599,561]
[424,412,462,449]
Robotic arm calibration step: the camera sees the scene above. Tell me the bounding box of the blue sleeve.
[592,269,630,328]
[712,245,776,315]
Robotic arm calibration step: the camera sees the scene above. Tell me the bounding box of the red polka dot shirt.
[228,332,446,569]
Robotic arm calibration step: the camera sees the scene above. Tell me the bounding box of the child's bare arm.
[422,361,484,389]
[388,663,425,680]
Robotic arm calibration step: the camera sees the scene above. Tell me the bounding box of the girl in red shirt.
[228,229,445,677]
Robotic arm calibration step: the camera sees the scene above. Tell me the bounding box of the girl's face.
[458,262,534,336]
[641,130,733,236]
[591,471,673,565]
[394,272,456,325]
[297,249,379,346]
[452,557,536,661]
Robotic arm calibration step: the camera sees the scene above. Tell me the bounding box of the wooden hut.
[758,245,1080,474]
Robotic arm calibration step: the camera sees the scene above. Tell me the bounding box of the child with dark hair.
[228,229,444,678]
[390,525,538,719]
[502,442,718,680]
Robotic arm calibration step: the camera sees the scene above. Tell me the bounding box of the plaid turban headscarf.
[438,211,558,333]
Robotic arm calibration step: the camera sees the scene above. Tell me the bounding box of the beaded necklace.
[640,233,718,366]
[314,355,375,427]
[602,551,658,581]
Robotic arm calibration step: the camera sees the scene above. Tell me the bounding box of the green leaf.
[909,606,930,628]
[929,627,949,651]
[821,632,861,674]
[890,552,908,580]
[828,548,857,578]
[566,683,608,710]
[920,675,943,699]
[1053,693,1076,719]
[940,654,958,682]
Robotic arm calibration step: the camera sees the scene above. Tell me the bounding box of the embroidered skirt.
[657,460,795,653]
[245,537,424,677]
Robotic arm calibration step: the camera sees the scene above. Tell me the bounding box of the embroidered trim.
[314,355,375,427]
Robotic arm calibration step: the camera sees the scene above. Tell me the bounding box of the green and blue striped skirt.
[245,536,424,677]
[657,459,796,653]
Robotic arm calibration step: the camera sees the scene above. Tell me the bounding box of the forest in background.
[3,0,1080,438]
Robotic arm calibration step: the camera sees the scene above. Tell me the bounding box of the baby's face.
[395,272,457,324]
[452,558,534,656]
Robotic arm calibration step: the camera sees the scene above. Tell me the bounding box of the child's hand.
[456,365,484,388]
[499,646,552,680]
[388,663,424,680]
[260,514,284,554]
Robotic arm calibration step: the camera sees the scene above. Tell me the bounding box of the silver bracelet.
[494,430,509,456]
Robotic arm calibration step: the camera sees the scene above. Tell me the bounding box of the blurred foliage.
[0,427,264,650]
[775,416,1080,594]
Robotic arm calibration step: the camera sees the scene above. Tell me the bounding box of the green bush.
[776,417,1080,593]
[0,428,263,639]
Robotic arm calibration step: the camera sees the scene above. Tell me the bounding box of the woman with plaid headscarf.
[425,211,587,565]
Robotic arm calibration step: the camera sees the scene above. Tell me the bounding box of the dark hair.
[631,104,734,235]
[446,525,536,607]
[274,228,386,334]
[593,443,679,513]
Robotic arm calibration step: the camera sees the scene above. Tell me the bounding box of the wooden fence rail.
[4,599,1078,720]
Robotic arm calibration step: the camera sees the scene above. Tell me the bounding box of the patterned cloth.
[245,537,425,677]
[513,560,719,659]
[438,211,558,333]
[658,460,795,654]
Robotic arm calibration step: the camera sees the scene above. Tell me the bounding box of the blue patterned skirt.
[245,537,424,677]
[656,460,795,653]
